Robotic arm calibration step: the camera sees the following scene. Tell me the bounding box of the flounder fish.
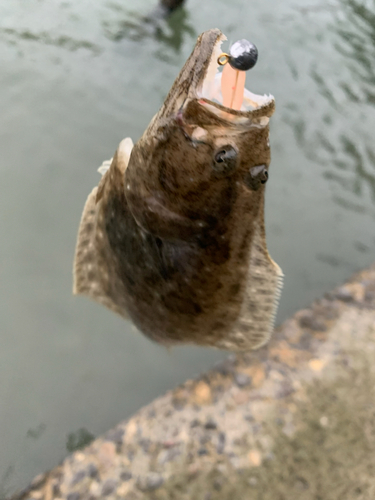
[73,28,283,351]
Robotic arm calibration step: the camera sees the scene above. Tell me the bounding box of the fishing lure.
[219,39,258,109]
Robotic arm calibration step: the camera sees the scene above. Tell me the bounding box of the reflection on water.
[0,27,101,54]
[310,67,341,111]
[285,0,375,214]
[0,2,194,56]
[322,135,375,212]
[153,8,196,53]
[103,3,195,52]
[335,0,375,104]
[327,0,375,208]
[338,136,375,197]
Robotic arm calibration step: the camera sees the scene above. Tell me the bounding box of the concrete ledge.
[10,263,375,500]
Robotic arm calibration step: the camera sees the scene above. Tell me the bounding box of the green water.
[0,0,374,495]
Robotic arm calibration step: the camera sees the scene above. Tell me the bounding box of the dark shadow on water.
[102,6,195,53]
[66,428,95,453]
[26,423,46,440]
[0,1,195,56]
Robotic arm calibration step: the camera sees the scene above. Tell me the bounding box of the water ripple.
[0,27,101,54]
[285,0,375,214]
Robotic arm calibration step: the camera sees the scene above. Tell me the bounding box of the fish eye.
[212,145,238,176]
[245,164,269,191]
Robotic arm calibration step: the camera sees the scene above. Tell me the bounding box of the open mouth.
[150,29,275,134]
[196,35,274,121]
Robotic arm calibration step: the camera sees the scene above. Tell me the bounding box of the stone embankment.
[11,263,375,500]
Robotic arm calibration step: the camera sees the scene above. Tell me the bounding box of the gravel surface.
[9,263,375,500]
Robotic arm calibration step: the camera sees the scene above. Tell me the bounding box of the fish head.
[125,28,275,240]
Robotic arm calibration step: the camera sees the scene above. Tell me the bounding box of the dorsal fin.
[73,138,134,316]
[73,185,102,297]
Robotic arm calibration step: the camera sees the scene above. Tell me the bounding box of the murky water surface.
[1,0,374,494]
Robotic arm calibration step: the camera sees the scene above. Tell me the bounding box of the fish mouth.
[150,29,274,136]
[195,32,275,123]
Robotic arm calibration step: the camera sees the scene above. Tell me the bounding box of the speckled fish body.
[73,28,283,351]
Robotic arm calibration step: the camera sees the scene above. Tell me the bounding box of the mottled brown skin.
[74,29,282,350]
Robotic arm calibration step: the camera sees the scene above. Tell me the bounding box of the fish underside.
[73,28,283,351]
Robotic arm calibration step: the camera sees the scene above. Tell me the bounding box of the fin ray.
[217,223,283,351]
[73,139,135,318]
